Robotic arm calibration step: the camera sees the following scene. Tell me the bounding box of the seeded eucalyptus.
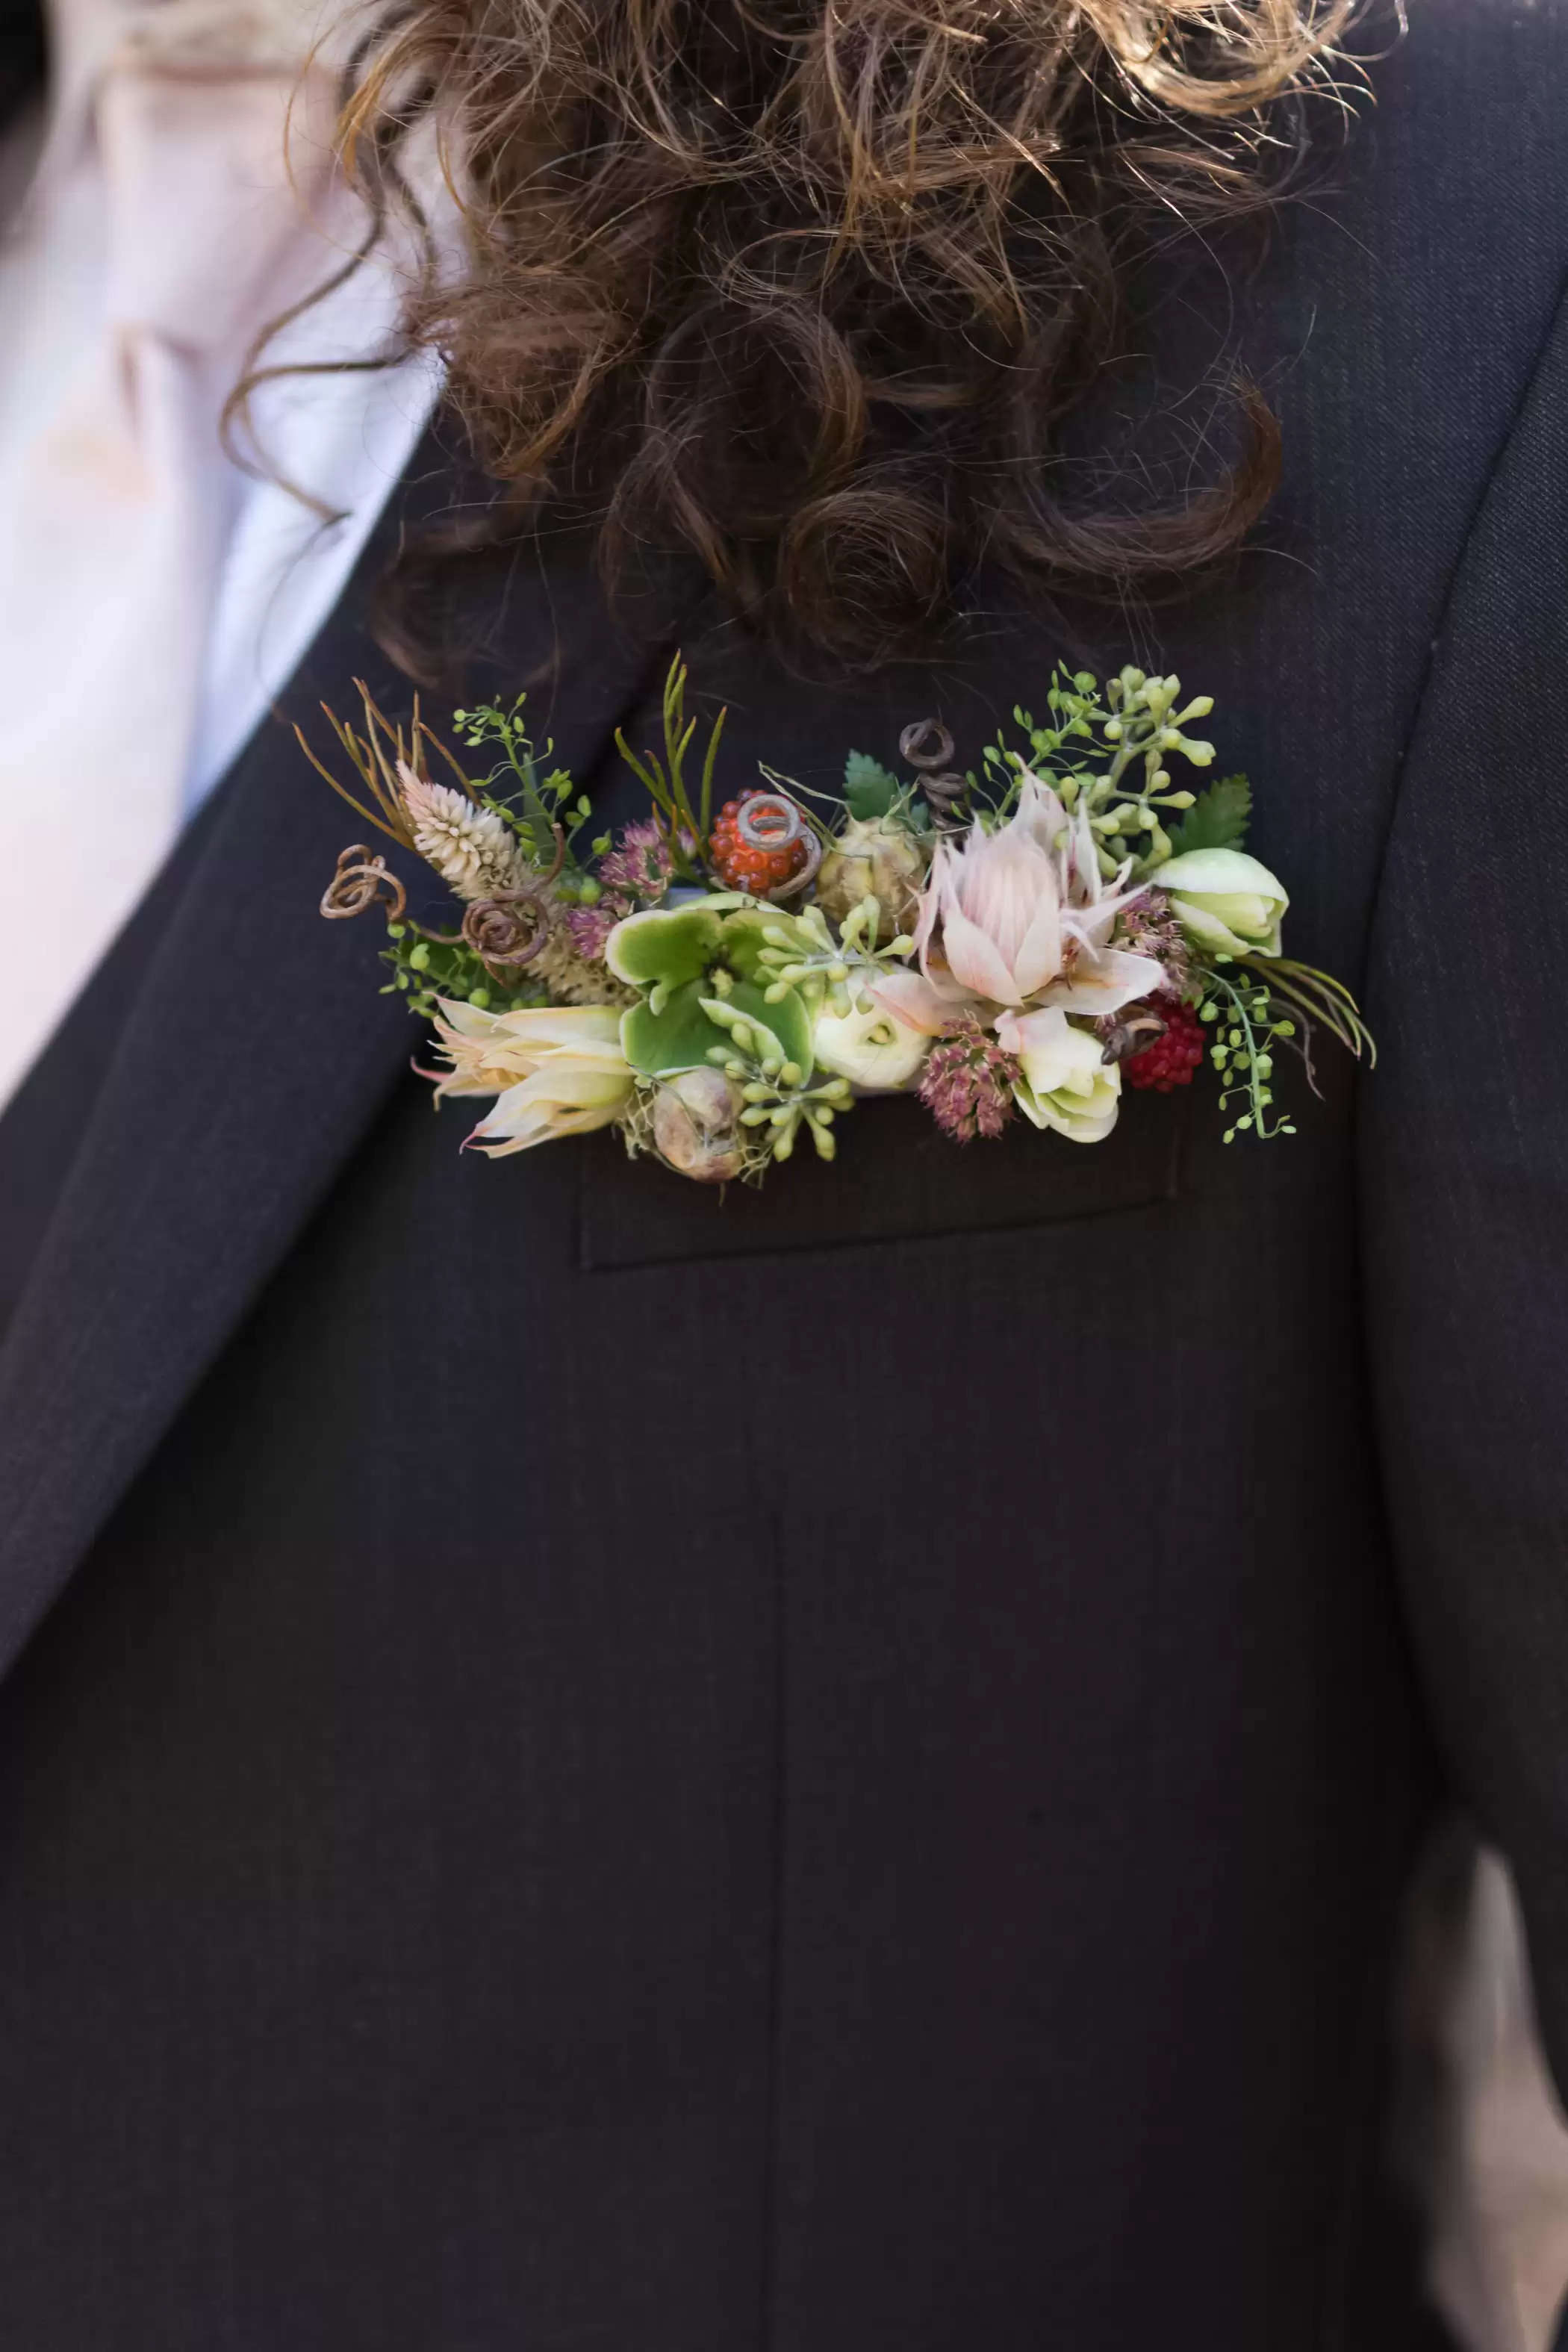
[981,666,1222,880]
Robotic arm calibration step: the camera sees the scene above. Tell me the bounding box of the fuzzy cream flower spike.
[300,656,1372,1186]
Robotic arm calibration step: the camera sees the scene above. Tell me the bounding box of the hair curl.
[339,0,1354,666]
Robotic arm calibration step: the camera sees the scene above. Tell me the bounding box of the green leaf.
[1165,773,1251,857]
[844,752,900,821]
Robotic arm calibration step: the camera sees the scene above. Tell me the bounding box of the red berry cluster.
[708,791,811,895]
[1124,995,1206,1092]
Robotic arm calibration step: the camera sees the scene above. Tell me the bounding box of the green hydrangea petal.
[604,903,725,989]
[726,980,814,1076]
[620,978,729,1076]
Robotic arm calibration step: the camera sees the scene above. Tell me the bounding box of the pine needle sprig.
[1239,956,1377,1066]
[615,656,727,875]
[293,679,425,848]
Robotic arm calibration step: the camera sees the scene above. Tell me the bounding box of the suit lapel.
[0,458,696,1680]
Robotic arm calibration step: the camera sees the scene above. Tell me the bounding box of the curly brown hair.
[337,0,1354,667]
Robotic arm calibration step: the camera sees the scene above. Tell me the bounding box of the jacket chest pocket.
[576,1090,1188,1273]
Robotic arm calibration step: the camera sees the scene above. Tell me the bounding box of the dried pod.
[815,815,927,942]
[651,1068,747,1183]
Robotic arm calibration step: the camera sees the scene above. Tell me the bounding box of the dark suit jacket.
[0,2,1564,2343]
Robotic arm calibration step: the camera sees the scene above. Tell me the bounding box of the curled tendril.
[321,845,408,922]
[457,821,569,966]
[1095,1009,1168,1066]
[461,888,550,970]
[899,719,954,771]
[733,788,824,901]
[899,718,968,832]
[735,792,805,853]
[765,830,822,900]
[538,824,568,887]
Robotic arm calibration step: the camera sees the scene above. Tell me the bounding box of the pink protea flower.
[889,779,1163,1026]
[918,1013,1021,1142]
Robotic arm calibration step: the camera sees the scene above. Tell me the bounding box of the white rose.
[811,995,930,1091]
[1156,848,1288,958]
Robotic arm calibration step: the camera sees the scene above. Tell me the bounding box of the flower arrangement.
[302,656,1371,1183]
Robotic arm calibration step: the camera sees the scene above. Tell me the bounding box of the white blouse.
[0,0,446,1109]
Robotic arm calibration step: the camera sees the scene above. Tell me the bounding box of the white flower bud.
[1157,848,1289,958]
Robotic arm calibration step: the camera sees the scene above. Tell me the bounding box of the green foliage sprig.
[703,1001,853,1166]
[843,752,903,820]
[452,691,594,868]
[1198,956,1375,1142]
[1198,967,1298,1142]
[379,921,547,1025]
[751,897,916,1016]
[1242,956,1377,1066]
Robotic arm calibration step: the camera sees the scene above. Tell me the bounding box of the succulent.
[604,897,815,1082]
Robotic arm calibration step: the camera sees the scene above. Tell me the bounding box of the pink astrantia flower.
[566,893,633,959]
[597,817,679,899]
[568,817,693,961]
